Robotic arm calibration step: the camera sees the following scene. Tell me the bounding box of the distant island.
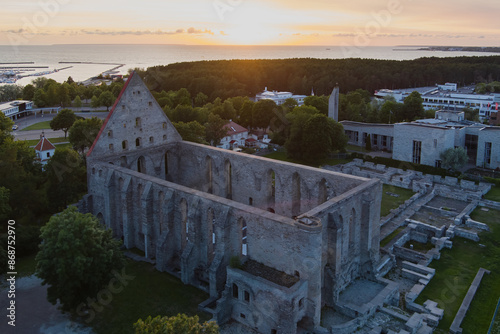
[418,46,500,53]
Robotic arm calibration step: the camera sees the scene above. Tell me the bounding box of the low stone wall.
[454,201,479,225]
[328,317,364,334]
[406,219,447,239]
[481,199,500,211]
[465,218,490,231]
[393,245,428,264]
[450,268,491,334]
[380,192,426,226]
[447,225,480,242]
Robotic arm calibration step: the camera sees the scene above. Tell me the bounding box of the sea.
[1,44,499,86]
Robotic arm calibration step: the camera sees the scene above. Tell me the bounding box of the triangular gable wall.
[87,72,182,159]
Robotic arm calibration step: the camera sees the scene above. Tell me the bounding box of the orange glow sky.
[1,0,499,46]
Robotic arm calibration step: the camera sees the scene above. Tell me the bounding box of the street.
[11,111,109,141]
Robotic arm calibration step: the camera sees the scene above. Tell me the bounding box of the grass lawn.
[415,207,500,332]
[484,185,500,202]
[21,121,53,131]
[403,240,434,253]
[22,137,68,146]
[380,226,405,248]
[380,184,415,217]
[263,151,352,168]
[54,143,73,150]
[89,259,211,334]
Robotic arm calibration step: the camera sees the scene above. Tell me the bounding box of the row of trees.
[137,56,500,102]
[0,76,122,110]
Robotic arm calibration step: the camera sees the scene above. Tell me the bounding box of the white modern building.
[342,110,500,169]
[0,100,34,120]
[375,83,500,119]
[255,87,308,106]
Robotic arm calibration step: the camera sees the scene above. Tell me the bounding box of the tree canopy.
[44,148,87,212]
[68,117,103,155]
[285,108,347,162]
[36,206,125,311]
[440,147,468,171]
[50,109,77,138]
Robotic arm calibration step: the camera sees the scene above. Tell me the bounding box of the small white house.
[34,133,56,166]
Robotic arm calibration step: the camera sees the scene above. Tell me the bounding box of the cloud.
[73,28,215,36]
[187,27,214,35]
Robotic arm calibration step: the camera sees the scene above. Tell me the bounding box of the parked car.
[12,125,18,130]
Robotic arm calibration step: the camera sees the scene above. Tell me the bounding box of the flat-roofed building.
[0,100,33,120]
[375,83,500,119]
[255,87,307,106]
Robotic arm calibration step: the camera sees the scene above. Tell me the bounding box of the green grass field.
[11,254,210,334]
[21,121,53,131]
[380,226,406,248]
[380,184,415,217]
[484,186,500,202]
[263,151,352,168]
[90,259,211,334]
[415,207,500,332]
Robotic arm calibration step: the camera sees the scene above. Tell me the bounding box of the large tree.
[44,148,87,212]
[50,109,77,138]
[134,314,219,334]
[205,113,227,146]
[401,91,425,121]
[286,110,347,161]
[304,95,329,115]
[252,99,278,129]
[440,147,468,171]
[68,117,103,155]
[0,112,14,144]
[36,206,125,311]
[99,91,115,111]
[173,121,207,144]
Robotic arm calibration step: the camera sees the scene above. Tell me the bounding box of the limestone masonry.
[79,73,383,333]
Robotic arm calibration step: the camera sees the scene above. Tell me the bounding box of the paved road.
[0,276,94,334]
[11,112,109,141]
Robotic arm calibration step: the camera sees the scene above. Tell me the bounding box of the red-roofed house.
[218,121,249,150]
[34,132,56,166]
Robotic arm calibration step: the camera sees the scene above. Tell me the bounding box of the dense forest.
[137,56,500,100]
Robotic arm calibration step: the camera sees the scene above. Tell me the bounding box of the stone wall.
[83,73,384,333]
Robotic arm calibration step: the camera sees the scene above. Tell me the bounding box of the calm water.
[0,44,498,85]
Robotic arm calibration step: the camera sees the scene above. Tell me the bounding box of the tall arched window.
[240,218,247,256]
[318,178,328,204]
[181,199,188,249]
[349,208,356,255]
[137,156,146,174]
[292,172,301,217]
[207,209,215,263]
[225,160,232,200]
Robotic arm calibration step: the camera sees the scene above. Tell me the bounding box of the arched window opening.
[137,156,146,174]
[181,199,188,249]
[240,218,248,256]
[164,152,169,179]
[225,160,232,200]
